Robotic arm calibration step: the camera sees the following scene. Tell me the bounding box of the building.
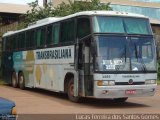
[0,3,30,33]
[0,3,30,36]
[0,3,30,60]
[44,0,160,42]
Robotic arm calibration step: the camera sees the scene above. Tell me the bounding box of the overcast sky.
[0,0,43,6]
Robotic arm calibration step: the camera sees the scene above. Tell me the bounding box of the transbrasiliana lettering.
[36,48,72,60]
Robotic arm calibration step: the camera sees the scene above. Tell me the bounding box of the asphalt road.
[0,85,160,114]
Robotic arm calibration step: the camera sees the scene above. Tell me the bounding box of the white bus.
[2,11,157,102]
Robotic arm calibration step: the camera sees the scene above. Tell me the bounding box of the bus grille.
[115,82,145,85]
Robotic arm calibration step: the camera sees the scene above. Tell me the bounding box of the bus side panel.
[13,51,35,88]
[33,45,75,92]
[34,64,65,91]
[2,51,13,84]
[12,46,75,91]
[45,64,75,92]
[12,45,75,91]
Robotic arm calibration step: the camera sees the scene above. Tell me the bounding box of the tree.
[18,0,112,29]
[53,0,112,16]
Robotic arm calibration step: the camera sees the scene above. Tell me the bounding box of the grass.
[157,80,160,85]
[0,79,5,85]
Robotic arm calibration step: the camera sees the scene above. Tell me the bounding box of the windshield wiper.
[116,45,127,71]
[140,57,147,72]
[134,44,147,72]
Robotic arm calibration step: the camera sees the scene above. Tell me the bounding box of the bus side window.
[36,27,46,47]
[12,35,17,50]
[26,31,30,48]
[18,32,25,50]
[36,29,41,47]
[61,20,75,43]
[17,34,20,49]
[31,30,35,48]
[41,27,46,46]
[2,38,5,52]
[10,36,15,50]
[46,25,52,45]
[4,37,7,51]
[26,30,35,49]
[5,37,9,51]
[77,18,91,39]
[52,23,60,44]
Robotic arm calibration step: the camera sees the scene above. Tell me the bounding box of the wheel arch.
[18,70,25,89]
[11,69,17,81]
[64,72,74,93]
[11,69,18,87]
[18,70,23,76]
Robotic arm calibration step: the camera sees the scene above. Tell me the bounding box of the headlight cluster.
[97,80,115,86]
[145,79,156,84]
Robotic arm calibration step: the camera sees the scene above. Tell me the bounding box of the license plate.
[125,90,136,94]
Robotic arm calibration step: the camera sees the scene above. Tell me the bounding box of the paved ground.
[0,85,160,114]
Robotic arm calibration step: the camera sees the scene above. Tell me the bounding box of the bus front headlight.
[145,79,156,84]
[109,80,115,86]
[97,80,115,86]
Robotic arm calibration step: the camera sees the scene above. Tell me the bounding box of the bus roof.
[3,10,148,37]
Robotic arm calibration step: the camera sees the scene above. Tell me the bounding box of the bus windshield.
[95,35,156,72]
[93,16,152,35]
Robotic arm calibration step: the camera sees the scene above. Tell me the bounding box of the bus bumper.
[93,84,157,99]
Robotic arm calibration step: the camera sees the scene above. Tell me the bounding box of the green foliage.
[53,0,112,16]
[157,60,160,79]
[157,80,160,85]
[0,79,5,85]
[18,0,112,29]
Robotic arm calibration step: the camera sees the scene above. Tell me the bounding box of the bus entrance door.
[78,42,93,97]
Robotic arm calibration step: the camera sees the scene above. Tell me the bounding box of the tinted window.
[46,23,60,45]
[36,27,46,47]
[61,20,75,43]
[77,18,91,39]
[93,16,152,35]
[52,24,60,44]
[46,25,52,45]
[26,30,35,48]
[5,37,11,51]
[10,35,17,50]
[13,35,17,50]
[18,32,25,49]
[2,37,6,51]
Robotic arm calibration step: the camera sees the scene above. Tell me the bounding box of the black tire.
[67,78,80,102]
[11,72,17,88]
[18,72,25,90]
[113,97,128,102]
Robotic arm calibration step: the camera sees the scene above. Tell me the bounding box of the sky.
[0,0,43,6]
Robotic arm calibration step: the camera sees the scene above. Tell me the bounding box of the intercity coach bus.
[2,11,157,102]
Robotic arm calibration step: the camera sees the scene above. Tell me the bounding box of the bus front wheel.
[18,72,25,90]
[11,72,17,88]
[67,78,80,102]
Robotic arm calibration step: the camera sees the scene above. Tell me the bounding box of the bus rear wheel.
[18,72,25,90]
[11,72,17,88]
[113,97,128,102]
[67,78,80,102]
